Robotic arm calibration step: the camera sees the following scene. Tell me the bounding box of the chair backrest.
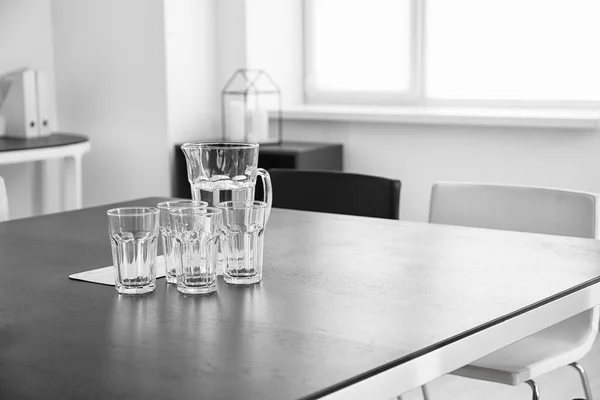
[0,176,8,222]
[429,182,599,239]
[268,169,401,220]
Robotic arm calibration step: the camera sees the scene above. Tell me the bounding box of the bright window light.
[307,0,412,93]
[426,0,600,101]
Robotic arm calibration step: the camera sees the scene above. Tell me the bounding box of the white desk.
[0,133,90,212]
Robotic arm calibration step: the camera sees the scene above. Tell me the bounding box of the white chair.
[0,176,8,222]
[424,182,600,400]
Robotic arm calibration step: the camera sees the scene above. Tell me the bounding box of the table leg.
[32,160,50,215]
[63,155,82,210]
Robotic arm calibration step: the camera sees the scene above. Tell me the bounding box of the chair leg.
[570,362,594,400]
[396,385,430,400]
[421,384,431,400]
[525,380,540,400]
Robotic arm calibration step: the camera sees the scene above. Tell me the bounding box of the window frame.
[303,0,600,109]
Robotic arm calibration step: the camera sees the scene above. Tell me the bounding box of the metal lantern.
[221,69,282,144]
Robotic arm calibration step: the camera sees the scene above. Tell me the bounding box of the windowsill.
[272,105,600,130]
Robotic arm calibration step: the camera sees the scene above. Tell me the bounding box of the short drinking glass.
[107,207,160,295]
[170,207,222,295]
[157,200,208,284]
[218,201,268,285]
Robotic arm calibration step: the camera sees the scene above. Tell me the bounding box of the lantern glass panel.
[221,69,282,144]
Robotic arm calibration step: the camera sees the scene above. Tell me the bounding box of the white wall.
[164,0,220,192]
[0,0,59,219]
[216,0,247,90]
[216,0,303,106]
[283,120,598,221]
[246,0,303,106]
[165,0,219,144]
[51,0,170,207]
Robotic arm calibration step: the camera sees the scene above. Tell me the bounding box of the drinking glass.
[218,201,268,285]
[170,206,223,295]
[157,200,208,284]
[107,207,160,295]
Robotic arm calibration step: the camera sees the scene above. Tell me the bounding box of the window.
[305,0,416,103]
[304,0,600,106]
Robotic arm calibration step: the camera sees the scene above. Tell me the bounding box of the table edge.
[303,275,600,399]
[0,132,89,153]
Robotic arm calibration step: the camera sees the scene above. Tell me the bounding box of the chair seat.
[452,307,599,386]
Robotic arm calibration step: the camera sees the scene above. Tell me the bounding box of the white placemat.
[69,256,167,286]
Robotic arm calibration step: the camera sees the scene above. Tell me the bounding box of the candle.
[225,100,246,142]
[249,108,269,143]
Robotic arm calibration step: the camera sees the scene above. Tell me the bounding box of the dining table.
[2,197,600,400]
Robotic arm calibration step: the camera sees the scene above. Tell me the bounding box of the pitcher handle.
[257,168,272,221]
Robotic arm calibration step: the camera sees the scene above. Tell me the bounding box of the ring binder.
[0,68,54,139]
[36,71,52,137]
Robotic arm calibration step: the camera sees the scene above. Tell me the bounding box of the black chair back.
[268,169,401,220]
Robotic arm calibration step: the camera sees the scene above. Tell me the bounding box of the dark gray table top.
[0,132,88,152]
[1,197,600,399]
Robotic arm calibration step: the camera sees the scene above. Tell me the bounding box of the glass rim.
[169,206,223,216]
[217,201,268,209]
[157,200,208,209]
[106,207,159,217]
[181,142,259,150]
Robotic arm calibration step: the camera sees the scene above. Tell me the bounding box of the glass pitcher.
[180,142,272,219]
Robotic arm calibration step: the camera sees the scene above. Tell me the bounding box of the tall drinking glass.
[157,200,208,284]
[170,206,222,295]
[218,201,268,285]
[107,207,159,295]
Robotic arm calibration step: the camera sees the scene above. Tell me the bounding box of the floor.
[398,334,600,400]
